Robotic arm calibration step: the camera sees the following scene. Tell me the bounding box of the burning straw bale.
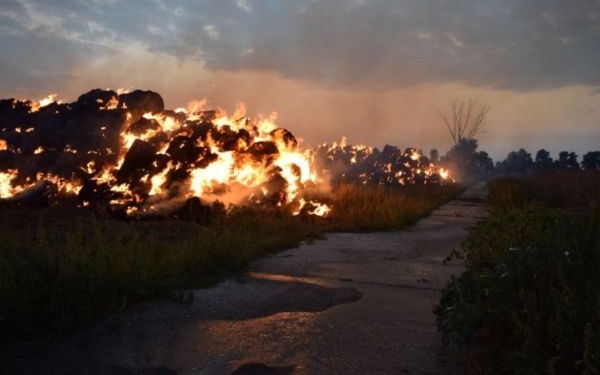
[0,89,332,218]
[314,140,450,187]
[0,89,451,218]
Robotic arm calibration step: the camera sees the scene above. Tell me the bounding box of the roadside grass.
[328,183,461,231]
[435,171,600,374]
[0,182,461,343]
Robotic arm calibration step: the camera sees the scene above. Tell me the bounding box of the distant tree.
[439,99,489,145]
[555,151,579,169]
[567,152,579,169]
[534,149,553,169]
[582,151,600,171]
[556,151,569,169]
[497,148,533,174]
[442,138,494,183]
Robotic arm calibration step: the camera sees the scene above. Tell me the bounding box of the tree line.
[436,99,600,183]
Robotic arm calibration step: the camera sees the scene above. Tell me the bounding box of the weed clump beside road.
[435,171,600,374]
[0,183,460,344]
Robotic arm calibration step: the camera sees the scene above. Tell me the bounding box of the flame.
[100,96,119,110]
[294,198,332,217]
[63,145,77,154]
[0,170,21,198]
[67,103,330,216]
[439,168,449,180]
[0,91,454,219]
[0,169,81,199]
[410,150,420,161]
[30,94,59,113]
[310,201,332,217]
[315,141,451,186]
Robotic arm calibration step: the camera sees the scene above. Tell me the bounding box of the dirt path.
[3,183,488,375]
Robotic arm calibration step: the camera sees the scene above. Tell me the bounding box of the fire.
[29,94,59,113]
[89,96,330,216]
[294,198,332,217]
[310,202,332,217]
[100,96,119,110]
[439,168,449,180]
[315,140,451,186]
[0,88,453,219]
[0,170,21,198]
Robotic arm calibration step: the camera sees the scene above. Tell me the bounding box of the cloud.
[203,24,220,40]
[216,0,600,91]
[235,0,252,12]
[4,0,600,92]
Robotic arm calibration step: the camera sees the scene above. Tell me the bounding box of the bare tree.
[440,99,489,145]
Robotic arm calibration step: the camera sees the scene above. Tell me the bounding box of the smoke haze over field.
[1,0,599,160]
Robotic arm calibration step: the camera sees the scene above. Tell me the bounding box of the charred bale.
[31,150,78,176]
[118,90,164,121]
[199,110,218,121]
[166,135,202,164]
[7,180,57,208]
[189,121,212,142]
[74,89,118,111]
[174,196,213,223]
[145,132,169,149]
[116,139,156,181]
[153,153,172,171]
[261,172,288,206]
[242,141,279,164]
[162,109,187,123]
[195,151,219,169]
[270,128,298,150]
[78,179,112,205]
[0,99,34,131]
[127,117,161,136]
[166,167,190,185]
[0,150,16,169]
[211,126,244,151]
[61,110,126,154]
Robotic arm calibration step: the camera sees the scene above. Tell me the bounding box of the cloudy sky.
[1,0,599,160]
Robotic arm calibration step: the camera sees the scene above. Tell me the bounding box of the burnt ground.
[1,183,488,375]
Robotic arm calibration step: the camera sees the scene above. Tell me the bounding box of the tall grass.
[0,204,324,342]
[328,184,460,231]
[0,182,461,343]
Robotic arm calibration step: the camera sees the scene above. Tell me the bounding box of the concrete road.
[3,183,488,375]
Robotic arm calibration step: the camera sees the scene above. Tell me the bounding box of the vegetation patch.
[0,183,460,344]
[435,171,600,374]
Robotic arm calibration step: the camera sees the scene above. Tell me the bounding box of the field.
[435,170,600,374]
[0,183,460,345]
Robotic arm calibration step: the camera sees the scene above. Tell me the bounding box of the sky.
[1,0,599,161]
